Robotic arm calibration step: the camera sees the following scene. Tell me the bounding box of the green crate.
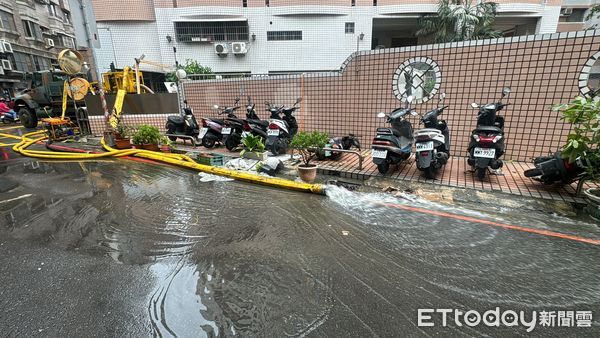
[196,153,224,166]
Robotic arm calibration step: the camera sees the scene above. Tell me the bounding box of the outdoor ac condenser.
[214,43,229,55]
[232,42,247,55]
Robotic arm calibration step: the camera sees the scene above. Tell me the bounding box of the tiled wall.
[178,31,600,162]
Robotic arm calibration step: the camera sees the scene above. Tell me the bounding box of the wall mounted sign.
[393,57,442,104]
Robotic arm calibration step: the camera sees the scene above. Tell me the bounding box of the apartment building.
[0,0,76,95]
[91,0,597,76]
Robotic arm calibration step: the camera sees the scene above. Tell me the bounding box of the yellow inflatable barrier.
[12,131,324,195]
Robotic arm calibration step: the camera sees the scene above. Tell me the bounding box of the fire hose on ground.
[12,131,325,195]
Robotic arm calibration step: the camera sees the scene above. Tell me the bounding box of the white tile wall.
[94,4,565,74]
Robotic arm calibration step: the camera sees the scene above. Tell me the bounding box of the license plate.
[372,149,388,159]
[199,128,208,138]
[221,127,231,135]
[474,147,496,158]
[267,129,279,136]
[416,141,434,152]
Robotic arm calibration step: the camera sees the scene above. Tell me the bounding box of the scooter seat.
[168,116,184,124]
[211,118,225,125]
[248,119,269,127]
[474,125,503,134]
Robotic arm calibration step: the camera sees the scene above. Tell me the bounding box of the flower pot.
[241,151,267,161]
[583,188,600,221]
[297,164,318,183]
[134,143,160,152]
[160,145,171,153]
[114,138,132,149]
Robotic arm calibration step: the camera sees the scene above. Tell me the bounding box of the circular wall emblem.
[393,57,442,104]
[579,51,600,97]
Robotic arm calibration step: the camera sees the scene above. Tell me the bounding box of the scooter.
[524,152,587,185]
[371,95,417,174]
[317,134,361,160]
[1,110,19,124]
[221,98,249,151]
[165,100,200,145]
[413,93,450,179]
[467,87,511,180]
[265,98,300,155]
[200,98,241,148]
[244,97,269,140]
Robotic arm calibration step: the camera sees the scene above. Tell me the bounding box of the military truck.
[14,70,89,129]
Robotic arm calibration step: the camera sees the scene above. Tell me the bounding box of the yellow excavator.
[101,55,175,94]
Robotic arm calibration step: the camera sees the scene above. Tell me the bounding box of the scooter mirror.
[296,98,302,104]
[502,87,511,96]
[406,95,414,103]
[213,104,219,110]
[377,112,386,118]
[440,93,446,100]
[471,102,479,109]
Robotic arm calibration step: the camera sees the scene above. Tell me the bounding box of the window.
[13,52,32,72]
[351,0,355,6]
[58,34,75,48]
[47,4,58,17]
[267,31,302,41]
[63,11,71,24]
[174,21,249,42]
[22,20,40,39]
[345,22,355,34]
[373,0,377,5]
[266,0,270,7]
[0,10,16,32]
[242,0,247,7]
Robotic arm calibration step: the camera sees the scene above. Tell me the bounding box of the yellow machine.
[102,66,143,94]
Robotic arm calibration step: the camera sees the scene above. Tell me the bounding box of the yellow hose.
[12,131,324,194]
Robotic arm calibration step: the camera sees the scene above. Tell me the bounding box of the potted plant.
[289,131,329,183]
[131,124,162,151]
[240,134,266,161]
[555,95,600,220]
[114,123,132,149]
[159,136,172,153]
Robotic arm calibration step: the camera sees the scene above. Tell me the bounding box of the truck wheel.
[19,107,38,128]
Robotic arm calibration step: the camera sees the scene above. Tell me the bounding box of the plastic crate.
[196,153,224,166]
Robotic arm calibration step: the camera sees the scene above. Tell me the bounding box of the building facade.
[91,0,598,75]
[0,0,76,96]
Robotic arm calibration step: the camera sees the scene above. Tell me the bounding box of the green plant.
[416,0,501,43]
[289,131,329,166]
[115,122,131,139]
[255,161,264,173]
[240,134,265,157]
[553,96,600,181]
[131,125,162,145]
[160,135,172,147]
[166,59,215,81]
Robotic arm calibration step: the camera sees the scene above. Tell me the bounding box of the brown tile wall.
[92,0,156,21]
[181,33,600,162]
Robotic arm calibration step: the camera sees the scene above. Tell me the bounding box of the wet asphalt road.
[1,143,600,336]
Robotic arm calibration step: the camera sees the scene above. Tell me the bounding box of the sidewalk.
[316,150,596,204]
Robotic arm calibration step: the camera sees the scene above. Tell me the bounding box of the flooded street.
[1,154,599,336]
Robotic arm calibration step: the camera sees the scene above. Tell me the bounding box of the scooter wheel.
[225,135,241,151]
[1,118,8,124]
[202,137,216,148]
[377,162,390,174]
[524,168,542,178]
[476,167,487,180]
[423,166,436,179]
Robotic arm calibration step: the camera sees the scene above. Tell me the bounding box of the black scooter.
[165,100,200,145]
[371,95,416,174]
[467,87,511,180]
[221,97,248,151]
[265,98,300,155]
[200,98,241,148]
[317,134,361,160]
[413,93,450,179]
[244,97,269,140]
[525,152,587,185]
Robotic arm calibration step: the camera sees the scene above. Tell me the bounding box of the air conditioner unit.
[46,38,55,47]
[2,41,13,53]
[214,43,229,55]
[1,59,12,71]
[561,8,573,16]
[231,42,247,55]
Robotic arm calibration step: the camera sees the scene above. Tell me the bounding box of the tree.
[416,0,502,43]
[166,59,214,81]
[586,5,600,29]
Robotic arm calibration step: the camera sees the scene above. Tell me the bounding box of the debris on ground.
[259,158,284,175]
[197,173,234,182]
